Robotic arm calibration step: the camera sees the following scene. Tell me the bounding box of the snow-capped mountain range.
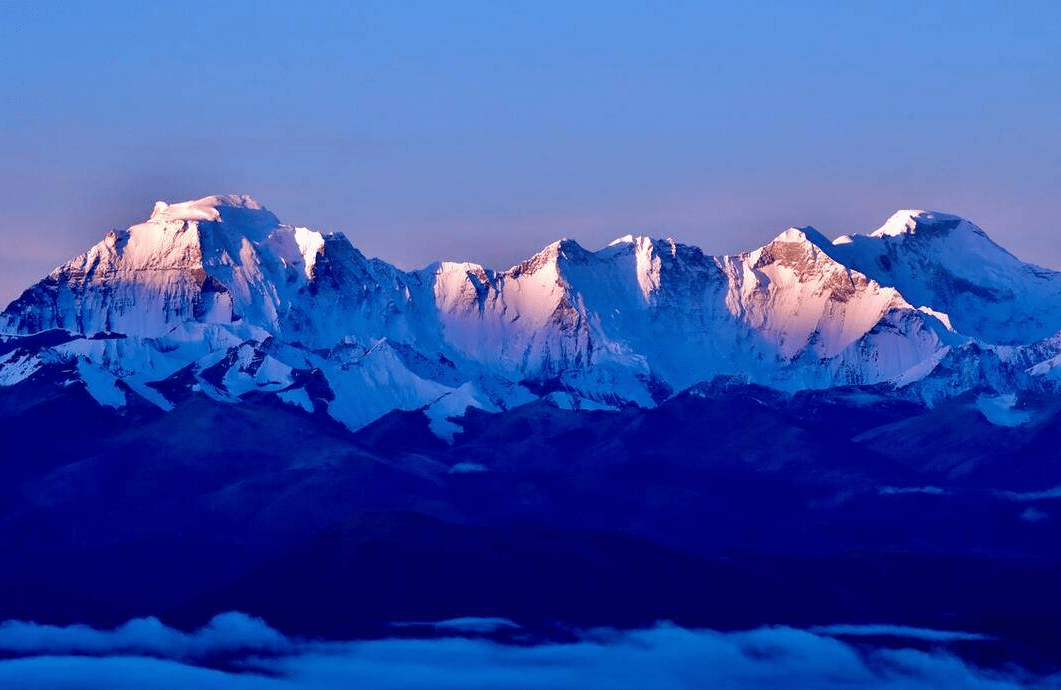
[3,194,1061,437]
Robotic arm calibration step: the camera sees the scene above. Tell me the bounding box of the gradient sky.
[1,1,1059,305]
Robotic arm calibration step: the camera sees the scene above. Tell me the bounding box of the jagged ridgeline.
[3,194,1061,437]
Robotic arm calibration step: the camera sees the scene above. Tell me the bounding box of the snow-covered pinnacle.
[608,234,638,247]
[824,210,1061,344]
[0,195,412,342]
[722,226,945,371]
[149,194,273,224]
[867,210,968,239]
[770,226,833,247]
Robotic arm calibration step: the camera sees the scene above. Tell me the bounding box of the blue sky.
[1,1,1059,304]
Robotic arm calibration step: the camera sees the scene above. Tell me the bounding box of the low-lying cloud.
[808,625,991,642]
[1001,486,1061,502]
[0,614,1054,690]
[0,612,291,661]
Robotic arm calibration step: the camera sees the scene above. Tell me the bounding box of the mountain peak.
[769,225,832,248]
[608,234,638,247]
[604,235,684,259]
[509,238,590,275]
[868,210,971,239]
[145,195,284,251]
[607,234,662,248]
[820,209,1061,344]
[149,194,275,224]
[552,237,588,255]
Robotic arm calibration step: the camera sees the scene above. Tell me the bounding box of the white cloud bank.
[0,614,1054,690]
[0,612,291,660]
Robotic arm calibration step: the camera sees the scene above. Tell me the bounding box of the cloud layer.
[0,614,1053,690]
[0,612,291,660]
